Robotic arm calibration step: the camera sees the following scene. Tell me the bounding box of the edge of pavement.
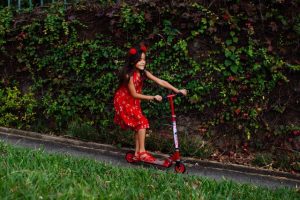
[0,126,299,184]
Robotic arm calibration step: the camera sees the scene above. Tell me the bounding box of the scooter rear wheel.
[125,151,135,163]
[174,163,186,173]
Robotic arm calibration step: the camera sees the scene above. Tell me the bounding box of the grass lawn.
[0,141,299,200]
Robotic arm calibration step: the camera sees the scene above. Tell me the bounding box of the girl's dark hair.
[118,43,147,87]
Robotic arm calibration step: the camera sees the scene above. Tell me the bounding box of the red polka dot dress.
[114,71,149,131]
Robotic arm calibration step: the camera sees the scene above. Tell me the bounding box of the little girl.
[114,43,187,162]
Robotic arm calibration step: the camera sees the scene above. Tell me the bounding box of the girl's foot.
[138,151,156,162]
[133,152,140,161]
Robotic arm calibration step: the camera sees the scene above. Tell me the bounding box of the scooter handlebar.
[162,92,184,101]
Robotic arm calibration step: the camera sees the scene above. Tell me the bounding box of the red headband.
[128,46,147,55]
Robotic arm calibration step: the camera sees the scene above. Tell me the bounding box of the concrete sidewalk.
[0,126,299,189]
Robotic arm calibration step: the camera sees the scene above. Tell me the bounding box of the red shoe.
[138,152,156,163]
[132,155,140,162]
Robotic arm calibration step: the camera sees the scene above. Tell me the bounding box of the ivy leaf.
[223,71,231,77]
[293,22,300,35]
[225,49,232,58]
[225,59,232,67]
[253,63,261,71]
[230,65,239,74]
[233,37,238,43]
[191,30,199,37]
[226,39,232,46]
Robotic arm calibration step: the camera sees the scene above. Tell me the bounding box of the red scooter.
[125,93,186,173]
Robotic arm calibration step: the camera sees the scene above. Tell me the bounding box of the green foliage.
[0,86,37,129]
[252,153,273,167]
[146,23,288,139]
[66,120,98,140]
[120,4,145,32]
[34,36,123,130]
[43,9,69,37]
[162,20,180,44]
[145,17,288,140]
[179,134,213,158]
[273,153,291,171]
[6,4,123,131]
[273,125,300,136]
[97,0,116,5]
[293,14,300,36]
[0,7,13,47]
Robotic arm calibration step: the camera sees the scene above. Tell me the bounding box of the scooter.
[125,93,186,173]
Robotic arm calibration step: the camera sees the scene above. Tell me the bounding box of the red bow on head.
[129,48,137,55]
[140,45,147,52]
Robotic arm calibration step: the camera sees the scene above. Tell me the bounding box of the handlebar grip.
[162,96,168,102]
[176,92,184,97]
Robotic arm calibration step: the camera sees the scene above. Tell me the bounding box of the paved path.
[0,127,299,189]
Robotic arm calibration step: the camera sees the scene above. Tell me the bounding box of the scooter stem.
[167,94,179,149]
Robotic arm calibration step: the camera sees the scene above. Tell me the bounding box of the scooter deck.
[152,159,168,165]
[138,158,172,168]
[125,151,185,172]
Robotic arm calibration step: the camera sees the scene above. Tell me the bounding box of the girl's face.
[135,53,146,70]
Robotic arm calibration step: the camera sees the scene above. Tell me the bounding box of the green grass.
[0,142,299,200]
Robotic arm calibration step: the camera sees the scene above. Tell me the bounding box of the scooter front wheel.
[125,151,136,163]
[174,162,186,173]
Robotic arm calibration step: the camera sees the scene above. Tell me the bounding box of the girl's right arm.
[145,70,187,95]
[128,76,162,101]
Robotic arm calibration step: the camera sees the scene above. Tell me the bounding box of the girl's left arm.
[145,70,186,95]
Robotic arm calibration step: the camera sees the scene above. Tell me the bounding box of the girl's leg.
[137,128,155,161]
[137,128,146,153]
[134,131,140,156]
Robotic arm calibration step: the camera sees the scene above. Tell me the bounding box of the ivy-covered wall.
[0,1,299,146]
